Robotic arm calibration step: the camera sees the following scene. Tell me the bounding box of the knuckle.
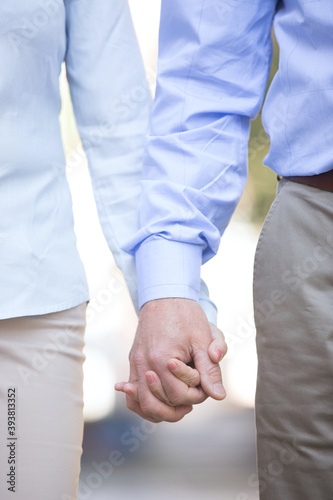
[167,394,183,407]
[206,363,221,379]
[128,349,135,363]
[189,374,200,386]
[129,350,144,368]
[147,349,165,367]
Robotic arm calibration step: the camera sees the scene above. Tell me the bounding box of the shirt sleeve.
[64,0,151,312]
[123,0,277,309]
[64,0,218,321]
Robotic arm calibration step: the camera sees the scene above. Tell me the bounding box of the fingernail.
[146,373,154,385]
[214,383,226,397]
[168,361,177,371]
[215,349,222,361]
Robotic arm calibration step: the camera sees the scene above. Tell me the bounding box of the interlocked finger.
[167,358,201,387]
[146,370,208,406]
[116,380,194,422]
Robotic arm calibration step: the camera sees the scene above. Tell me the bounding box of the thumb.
[207,323,228,363]
[193,347,226,400]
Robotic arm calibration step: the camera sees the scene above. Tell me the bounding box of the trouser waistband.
[284,169,333,192]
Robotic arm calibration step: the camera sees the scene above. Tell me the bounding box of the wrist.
[140,297,197,311]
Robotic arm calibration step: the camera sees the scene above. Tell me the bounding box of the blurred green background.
[242,34,279,225]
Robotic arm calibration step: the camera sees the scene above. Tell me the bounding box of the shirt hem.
[0,294,90,321]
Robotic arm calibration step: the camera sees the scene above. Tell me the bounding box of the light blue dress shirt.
[0,0,217,322]
[124,0,333,309]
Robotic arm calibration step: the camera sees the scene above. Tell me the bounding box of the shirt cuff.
[198,279,218,325]
[135,236,202,309]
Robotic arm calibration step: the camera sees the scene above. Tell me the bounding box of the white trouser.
[0,303,87,500]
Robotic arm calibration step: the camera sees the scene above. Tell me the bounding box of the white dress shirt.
[0,0,217,322]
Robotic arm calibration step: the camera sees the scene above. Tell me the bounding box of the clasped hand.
[115,298,227,423]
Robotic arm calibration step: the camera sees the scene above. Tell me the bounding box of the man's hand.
[115,298,227,423]
[117,322,227,408]
[145,322,227,404]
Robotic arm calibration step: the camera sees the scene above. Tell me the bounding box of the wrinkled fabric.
[254,179,333,498]
[124,0,333,309]
[0,0,217,322]
[0,0,149,319]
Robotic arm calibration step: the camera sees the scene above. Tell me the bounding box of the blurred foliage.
[59,65,80,155]
[238,33,279,226]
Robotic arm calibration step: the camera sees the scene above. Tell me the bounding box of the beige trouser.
[254,178,333,499]
[0,303,87,500]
